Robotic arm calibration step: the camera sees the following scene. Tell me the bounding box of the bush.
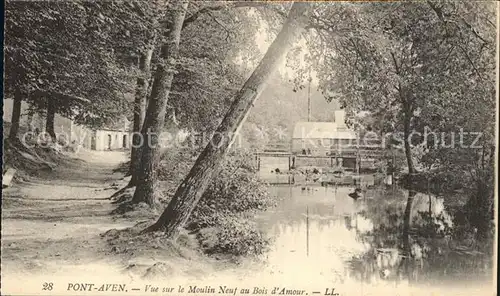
[196,217,270,256]
[191,150,275,256]
[157,148,276,257]
[189,150,275,228]
[157,148,197,188]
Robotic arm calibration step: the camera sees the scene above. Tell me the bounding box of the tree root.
[140,222,164,235]
[110,191,134,204]
[109,185,133,201]
[110,201,136,215]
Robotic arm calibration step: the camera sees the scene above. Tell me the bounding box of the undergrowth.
[156,148,276,257]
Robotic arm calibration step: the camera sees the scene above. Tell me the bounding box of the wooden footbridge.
[254,145,384,171]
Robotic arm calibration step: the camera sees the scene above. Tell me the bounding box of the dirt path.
[1,150,237,295]
[1,150,138,282]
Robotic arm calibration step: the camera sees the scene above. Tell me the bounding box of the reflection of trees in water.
[346,187,492,285]
[263,185,491,284]
[270,214,343,238]
[346,189,407,284]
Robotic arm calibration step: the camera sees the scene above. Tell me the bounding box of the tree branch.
[460,17,489,44]
[427,1,445,22]
[427,0,490,45]
[390,51,400,75]
[457,44,482,79]
[206,11,233,42]
[182,2,279,29]
[441,44,456,67]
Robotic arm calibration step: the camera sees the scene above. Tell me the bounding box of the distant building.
[291,121,357,155]
[3,98,132,151]
[290,110,363,170]
[291,110,357,156]
[88,126,131,151]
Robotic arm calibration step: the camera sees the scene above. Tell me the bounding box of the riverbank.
[1,149,495,296]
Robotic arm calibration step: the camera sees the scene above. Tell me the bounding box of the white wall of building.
[92,130,131,151]
[334,110,346,126]
[4,98,132,151]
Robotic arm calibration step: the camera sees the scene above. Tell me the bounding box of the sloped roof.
[101,116,132,131]
[292,121,357,139]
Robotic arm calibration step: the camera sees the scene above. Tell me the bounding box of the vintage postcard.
[1,1,498,296]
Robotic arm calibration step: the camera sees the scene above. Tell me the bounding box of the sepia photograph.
[1,1,498,295]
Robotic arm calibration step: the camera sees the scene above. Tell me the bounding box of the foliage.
[156,147,275,256]
[5,0,495,259]
[156,147,198,190]
[292,2,496,238]
[189,150,275,256]
[168,2,339,143]
[3,1,158,129]
[296,1,495,166]
[164,4,262,133]
[190,150,275,227]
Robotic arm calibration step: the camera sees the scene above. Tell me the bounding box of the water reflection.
[254,185,492,289]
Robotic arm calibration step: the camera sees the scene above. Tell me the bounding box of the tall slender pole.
[356,151,360,175]
[428,177,432,218]
[392,145,396,192]
[306,205,309,257]
[307,68,312,122]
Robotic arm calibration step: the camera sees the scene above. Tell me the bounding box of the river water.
[226,184,495,296]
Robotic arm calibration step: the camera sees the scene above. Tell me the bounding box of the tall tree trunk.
[403,105,415,175]
[400,98,416,281]
[402,101,417,280]
[128,47,154,183]
[27,104,35,132]
[145,2,312,238]
[9,90,23,141]
[46,99,56,141]
[131,1,189,205]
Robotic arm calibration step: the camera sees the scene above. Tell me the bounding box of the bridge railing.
[256,145,385,158]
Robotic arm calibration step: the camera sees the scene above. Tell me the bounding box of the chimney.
[334,110,345,126]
